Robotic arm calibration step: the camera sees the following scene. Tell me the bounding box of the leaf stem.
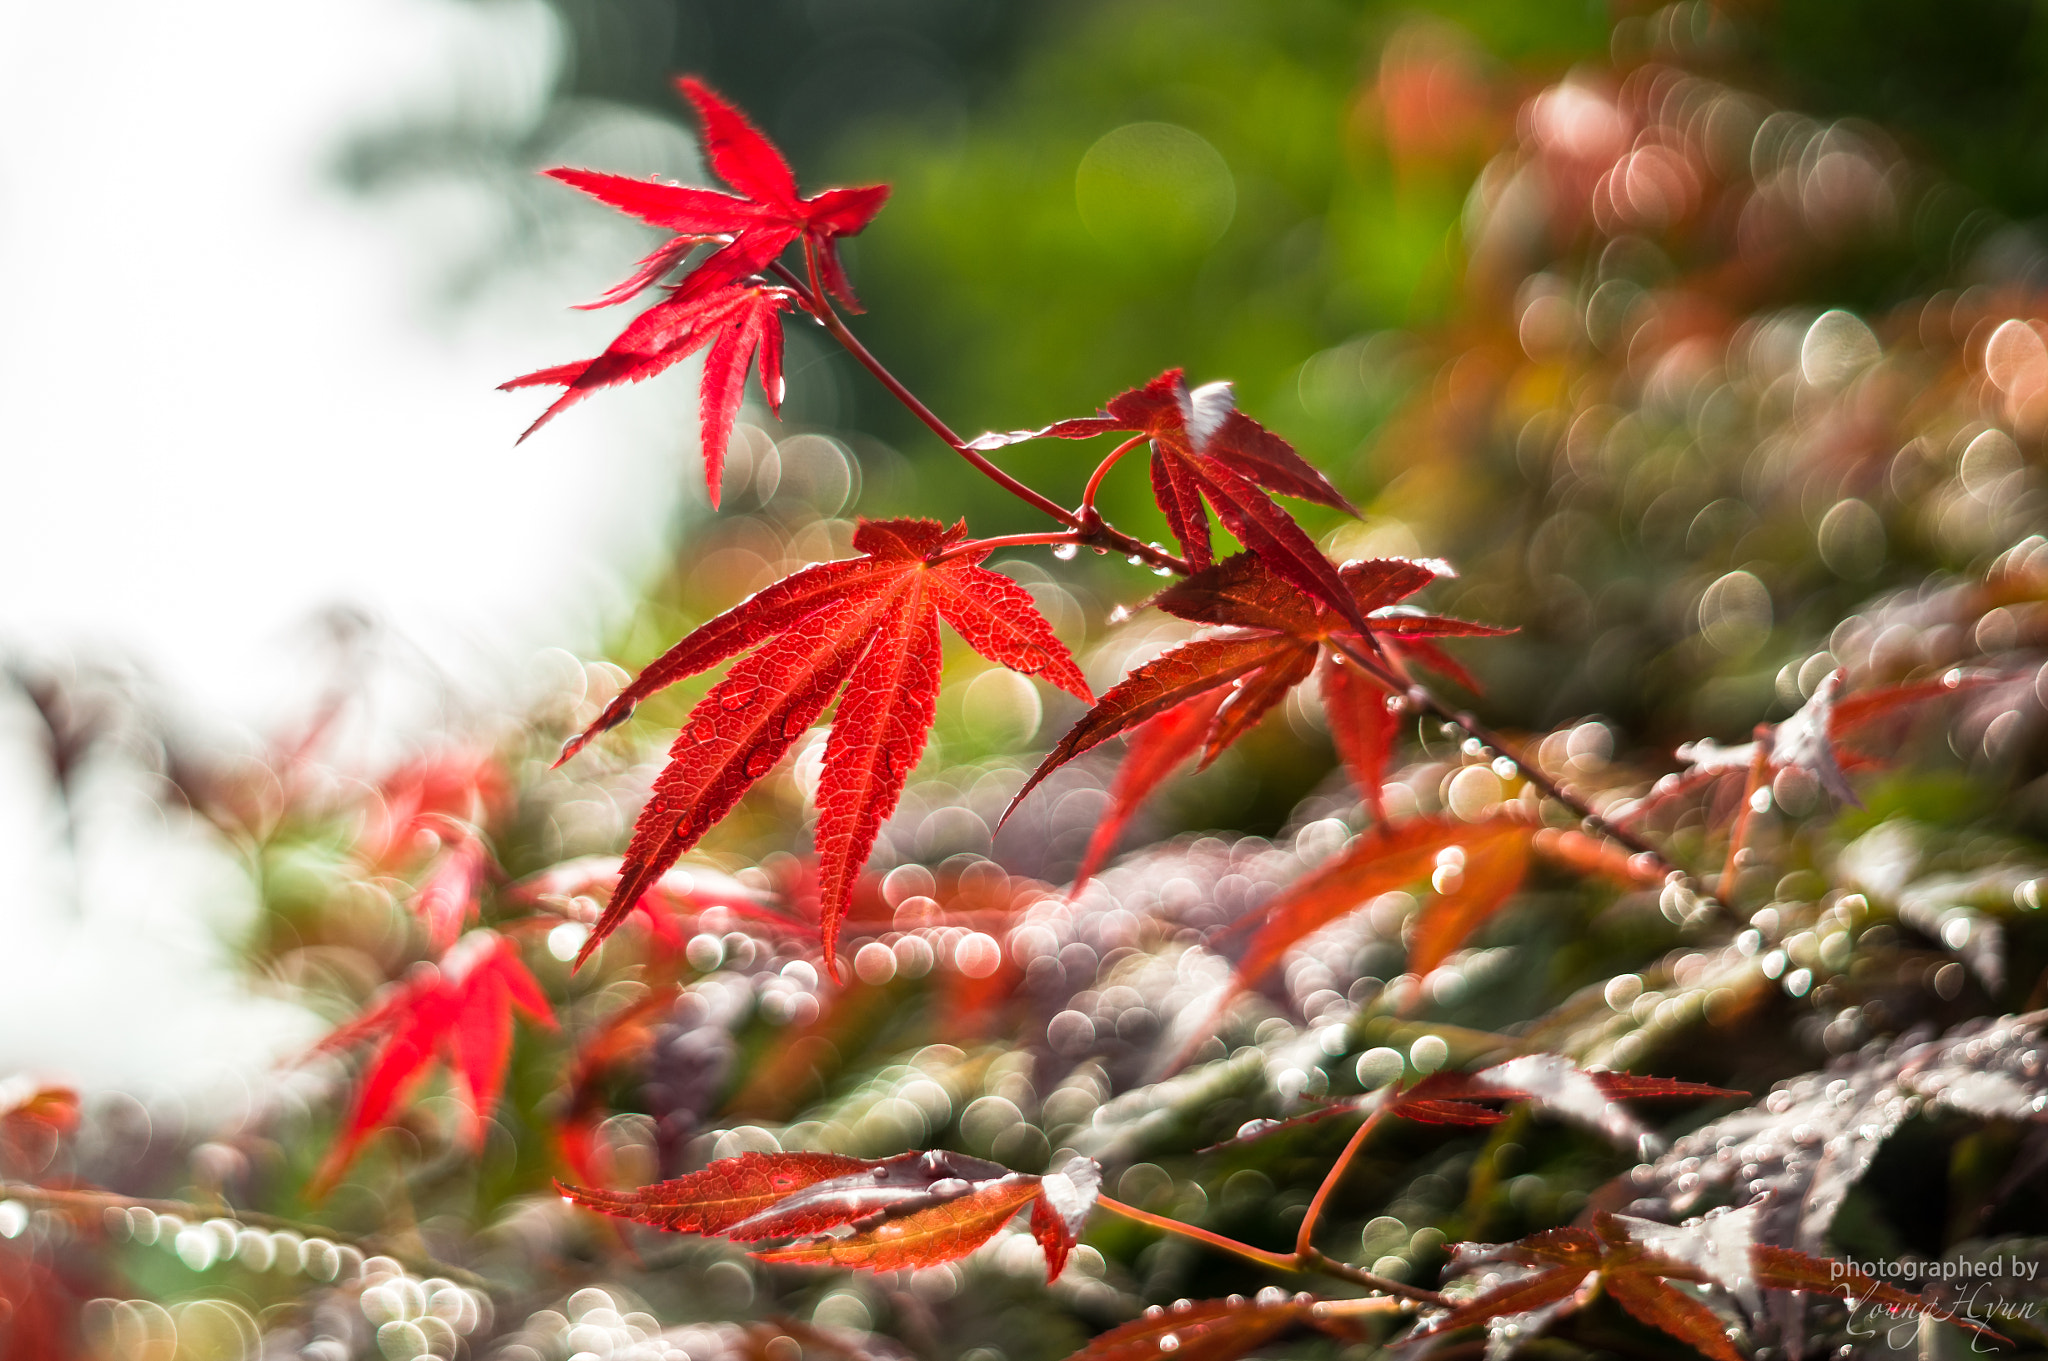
[0,1179,503,1296]
[783,252,1076,526]
[770,259,1189,576]
[1081,434,1150,514]
[927,531,1084,568]
[1295,1109,1382,1258]
[1718,728,1775,901]
[1093,1192,1448,1306]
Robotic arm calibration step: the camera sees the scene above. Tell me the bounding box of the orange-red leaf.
[1416,1212,2006,1360]
[557,1152,870,1235]
[752,1175,1042,1271]
[1225,816,1527,992]
[1406,820,1533,977]
[0,1085,78,1177]
[563,1148,1103,1280]
[1604,1270,1745,1361]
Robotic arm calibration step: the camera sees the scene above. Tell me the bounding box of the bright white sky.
[0,0,699,1090]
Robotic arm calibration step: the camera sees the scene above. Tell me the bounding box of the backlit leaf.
[562,519,1089,977]
[562,1149,1104,1280]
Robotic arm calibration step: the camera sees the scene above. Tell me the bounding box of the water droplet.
[1127,553,1145,565]
[1053,543,1079,561]
[1158,1334,1179,1352]
[1108,604,1132,624]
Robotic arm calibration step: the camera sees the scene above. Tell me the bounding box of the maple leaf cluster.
[504,79,886,499]
[26,47,2048,1361]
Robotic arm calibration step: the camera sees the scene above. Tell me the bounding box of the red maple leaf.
[505,78,889,502]
[502,275,795,500]
[972,371,1365,630]
[1009,554,1504,835]
[558,1148,1103,1280]
[309,930,554,1195]
[1408,1211,2001,1359]
[558,518,1090,979]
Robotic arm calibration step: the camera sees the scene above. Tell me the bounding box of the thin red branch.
[1093,1193,1448,1305]
[1081,434,1150,514]
[927,532,1085,568]
[769,260,1189,576]
[1296,1109,1383,1257]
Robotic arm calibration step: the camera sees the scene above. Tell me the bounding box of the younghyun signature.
[1837,1263,2043,1354]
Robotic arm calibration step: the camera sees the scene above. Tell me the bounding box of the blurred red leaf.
[310,931,554,1195]
[1058,1294,1358,1361]
[1071,690,1230,887]
[1223,815,1530,995]
[1213,1056,1738,1150]
[1405,821,1532,978]
[562,518,1089,979]
[357,750,506,871]
[0,1242,84,1361]
[406,829,491,953]
[0,1085,78,1177]
[1321,652,1401,820]
[561,1149,1103,1280]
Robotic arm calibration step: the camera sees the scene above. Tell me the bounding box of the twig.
[769,260,1188,576]
[0,1180,503,1296]
[1296,1110,1383,1258]
[1094,1192,1448,1307]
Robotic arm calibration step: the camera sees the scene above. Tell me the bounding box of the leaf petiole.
[1081,434,1151,516]
[1295,1109,1383,1257]
[926,531,1087,568]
